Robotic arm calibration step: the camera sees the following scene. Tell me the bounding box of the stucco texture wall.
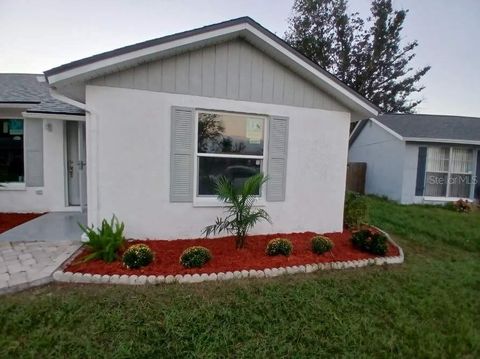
[86,85,351,239]
[0,115,67,212]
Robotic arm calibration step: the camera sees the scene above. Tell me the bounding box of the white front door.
[66,121,87,208]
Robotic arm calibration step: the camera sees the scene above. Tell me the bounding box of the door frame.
[63,120,87,210]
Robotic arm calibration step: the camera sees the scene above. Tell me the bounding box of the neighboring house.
[0,74,85,212]
[1,17,378,239]
[349,114,480,204]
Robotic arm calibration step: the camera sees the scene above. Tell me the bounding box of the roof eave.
[45,17,378,117]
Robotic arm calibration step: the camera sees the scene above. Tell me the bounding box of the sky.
[0,0,479,117]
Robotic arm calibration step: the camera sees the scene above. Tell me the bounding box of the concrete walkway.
[0,212,85,294]
[0,240,81,294]
[0,212,86,242]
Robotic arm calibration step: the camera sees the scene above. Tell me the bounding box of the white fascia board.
[22,111,85,121]
[46,23,247,85]
[370,118,404,140]
[404,137,480,146]
[244,24,378,117]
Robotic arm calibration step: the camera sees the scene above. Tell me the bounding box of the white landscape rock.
[256,270,265,278]
[109,274,120,284]
[137,275,147,285]
[217,272,226,281]
[225,272,234,280]
[241,270,249,278]
[165,275,175,283]
[208,273,217,281]
[180,274,192,283]
[191,274,202,283]
[52,271,65,282]
[147,275,157,284]
[233,271,242,279]
[128,275,139,285]
[92,274,102,283]
[157,275,166,283]
[101,275,111,284]
[200,273,210,281]
[249,269,257,278]
[119,275,130,285]
[264,268,273,277]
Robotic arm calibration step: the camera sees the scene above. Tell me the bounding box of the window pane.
[198,157,261,195]
[426,147,449,172]
[449,174,472,198]
[450,148,473,173]
[198,112,264,156]
[424,172,447,197]
[0,119,24,182]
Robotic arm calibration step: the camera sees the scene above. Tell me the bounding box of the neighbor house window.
[424,146,474,198]
[196,111,265,196]
[0,119,24,183]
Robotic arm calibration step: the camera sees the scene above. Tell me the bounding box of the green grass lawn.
[1,197,479,358]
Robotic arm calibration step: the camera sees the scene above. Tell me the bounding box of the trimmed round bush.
[266,238,293,256]
[311,235,334,254]
[180,246,212,268]
[122,244,154,269]
[351,228,388,255]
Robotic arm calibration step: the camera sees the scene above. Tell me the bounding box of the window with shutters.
[194,111,266,198]
[0,119,24,184]
[424,146,475,198]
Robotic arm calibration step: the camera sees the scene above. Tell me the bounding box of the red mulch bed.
[65,230,400,276]
[0,213,44,234]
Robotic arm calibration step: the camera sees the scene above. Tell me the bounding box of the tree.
[285,0,430,113]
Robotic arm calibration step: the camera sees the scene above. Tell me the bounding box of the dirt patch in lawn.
[0,213,44,234]
[65,230,400,276]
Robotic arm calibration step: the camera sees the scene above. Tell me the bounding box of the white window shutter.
[24,119,44,187]
[266,115,289,201]
[170,106,194,202]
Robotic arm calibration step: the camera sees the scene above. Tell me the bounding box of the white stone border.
[54,228,404,285]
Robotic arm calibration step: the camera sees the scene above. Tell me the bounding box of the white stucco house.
[349,114,480,204]
[1,17,378,239]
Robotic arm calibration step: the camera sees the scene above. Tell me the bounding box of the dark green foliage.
[78,215,125,263]
[265,238,293,256]
[122,244,154,269]
[179,246,212,268]
[351,228,388,255]
[203,173,271,249]
[285,0,430,113]
[311,235,334,254]
[344,191,368,228]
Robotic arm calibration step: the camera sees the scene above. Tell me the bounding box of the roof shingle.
[0,73,84,115]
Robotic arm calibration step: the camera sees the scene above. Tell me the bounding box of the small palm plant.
[203,173,271,249]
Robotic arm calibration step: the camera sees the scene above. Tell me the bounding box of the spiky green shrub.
[351,228,388,255]
[122,244,154,269]
[203,173,271,249]
[311,235,334,254]
[344,191,368,229]
[79,215,125,263]
[180,246,212,268]
[266,238,292,256]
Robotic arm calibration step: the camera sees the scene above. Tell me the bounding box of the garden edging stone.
[53,228,404,286]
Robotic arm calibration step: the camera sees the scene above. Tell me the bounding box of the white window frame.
[0,118,26,191]
[193,109,268,207]
[423,146,475,200]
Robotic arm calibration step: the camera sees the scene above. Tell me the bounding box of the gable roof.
[0,73,84,115]
[350,113,480,146]
[44,17,379,118]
